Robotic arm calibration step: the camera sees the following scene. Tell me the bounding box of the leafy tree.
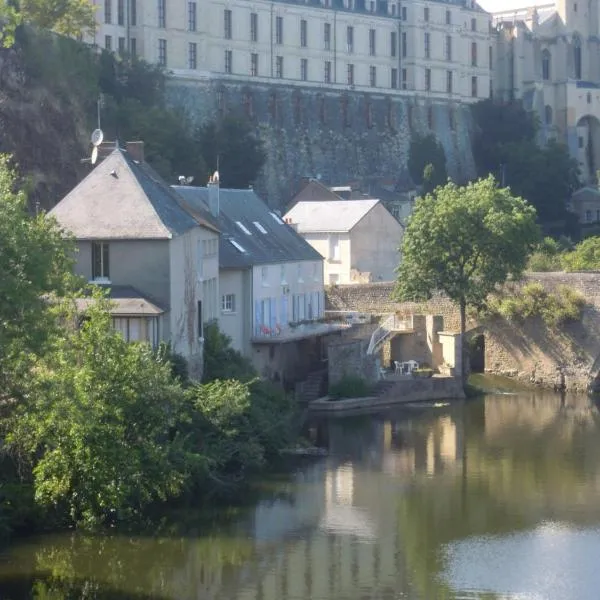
[198,116,266,189]
[562,236,600,271]
[527,236,564,272]
[0,0,96,47]
[394,176,539,366]
[0,154,75,402]
[407,133,447,194]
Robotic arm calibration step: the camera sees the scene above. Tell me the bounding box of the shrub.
[562,236,600,272]
[329,376,373,400]
[203,321,256,383]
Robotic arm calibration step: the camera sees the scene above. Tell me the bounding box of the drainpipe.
[334,9,337,83]
[270,2,274,78]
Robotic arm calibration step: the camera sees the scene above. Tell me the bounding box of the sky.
[478,0,550,12]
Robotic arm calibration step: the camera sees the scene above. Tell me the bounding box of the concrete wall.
[350,202,403,282]
[218,268,248,353]
[325,272,600,391]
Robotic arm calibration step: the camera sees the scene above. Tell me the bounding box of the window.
[91,242,110,280]
[188,42,197,69]
[445,9,451,25]
[402,32,407,57]
[197,301,203,338]
[401,68,407,89]
[202,238,218,256]
[324,60,332,83]
[118,37,126,54]
[261,266,269,285]
[369,29,376,56]
[329,273,339,285]
[156,39,166,66]
[489,45,493,69]
[471,41,477,67]
[130,0,136,25]
[188,2,197,31]
[471,75,478,97]
[276,16,283,44]
[250,12,258,42]
[542,49,551,80]
[301,19,307,47]
[370,65,377,87]
[424,6,429,21]
[157,0,165,28]
[574,35,582,79]
[130,37,137,56]
[471,17,476,31]
[424,32,430,59]
[425,68,431,91]
[230,239,247,253]
[391,67,398,89]
[276,55,284,78]
[104,0,111,24]
[301,58,308,81]
[347,26,353,53]
[236,221,251,235]
[402,6,407,20]
[251,53,258,76]
[224,9,232,39]
[445,35,452,61]
[545,104,553,125]
[117,0,124,25]
[391,31,397,57]
[586,210,592,222]
[446,70,453,93]
[329,235,340,261]
[347,63,354,85]
[105,35,112,50]
[221,294,236,313]
[225,50,232,74]
[324,22,331,50]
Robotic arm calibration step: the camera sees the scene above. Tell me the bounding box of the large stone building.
[492,1,600,184]
[87,0,492,103]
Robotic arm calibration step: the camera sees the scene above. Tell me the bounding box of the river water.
[2,390,600,600]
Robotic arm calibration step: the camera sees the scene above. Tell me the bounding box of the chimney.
[126,141,145,162]
[207,170,220,217]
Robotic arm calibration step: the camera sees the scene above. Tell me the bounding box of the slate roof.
[49,148,216,239]
[74,285,166,316]
[173,186,323,269]
[284,199,380,233]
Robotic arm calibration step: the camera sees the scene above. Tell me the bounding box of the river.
[2,389,600,599]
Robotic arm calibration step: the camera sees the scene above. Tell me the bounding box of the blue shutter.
[254,300,261,336]
[270,298,277,332]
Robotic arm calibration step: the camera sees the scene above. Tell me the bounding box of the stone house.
[49,143,220,378]
[174,180,346,385]
[284,199,403,284]
[568,186,600,224]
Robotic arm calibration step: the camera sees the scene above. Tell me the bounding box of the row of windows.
[104,34,137,56]
[104,0,136,26]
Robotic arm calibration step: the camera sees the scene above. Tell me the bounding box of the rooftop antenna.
[81,94,105,165]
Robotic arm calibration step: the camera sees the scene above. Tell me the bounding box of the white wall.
[300,233,352,285]
[218,268,247,353]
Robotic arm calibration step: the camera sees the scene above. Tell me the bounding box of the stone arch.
[542,48,551,80]
[576,115,600,182]
[465,325,487,375]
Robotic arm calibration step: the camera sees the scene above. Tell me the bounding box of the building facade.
[87,0,492,103]
[492,1,600,183]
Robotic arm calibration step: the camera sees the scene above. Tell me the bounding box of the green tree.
[0,0,96,47]
[394,176,539,363]
[562,236,600,271]
[407,133,447,195]
[0,154,75,402]
[198,116,266,189]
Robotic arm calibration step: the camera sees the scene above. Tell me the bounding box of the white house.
[174,181,344,385]
[284,199,403,284]
[49,142,220,379]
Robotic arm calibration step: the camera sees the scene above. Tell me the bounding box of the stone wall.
[166,78,477,208]
[325,272,600,391]
[328,338,378,386]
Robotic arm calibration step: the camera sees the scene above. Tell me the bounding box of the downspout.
[126,0,130,53]
[270,2,274,78]
[334,8,337,83]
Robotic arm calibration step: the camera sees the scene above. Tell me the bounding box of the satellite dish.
[213,170,219,182]
[91,146,98,165]
[186,176,194,184]
[91,128,104,147]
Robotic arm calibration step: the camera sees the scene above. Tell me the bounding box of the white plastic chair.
[394,361,402,374]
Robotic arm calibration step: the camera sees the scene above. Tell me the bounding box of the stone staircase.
[297,369,327,403]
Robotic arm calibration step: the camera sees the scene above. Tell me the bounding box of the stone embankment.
[326,272,600,392]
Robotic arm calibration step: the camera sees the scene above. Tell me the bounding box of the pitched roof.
[49,148,210,240]
[173,186,323,269]
[74,285,166,316]
[284,199,380,233]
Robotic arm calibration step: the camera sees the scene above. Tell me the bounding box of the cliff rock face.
[0,38,89,211]
[167,78,477,207]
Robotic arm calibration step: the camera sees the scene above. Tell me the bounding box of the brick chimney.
[126,141,145,162]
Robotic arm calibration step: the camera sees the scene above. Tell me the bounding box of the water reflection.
[2,391,600,599]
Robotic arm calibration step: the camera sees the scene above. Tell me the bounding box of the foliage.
[329,376,373,400]
[412,368,434,378]
[202,321,256,383]
[0,154,76,402]
[562,236,600,271]
[407,133,447,195]
[527,236,565,272]
[155,342,189,385]
[198,116,266,189]
[471,100,580,233]
[394,176,540,337]
[485,282,586,328]
[0,0,96,47]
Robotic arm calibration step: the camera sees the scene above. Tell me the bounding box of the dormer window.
[91,241,110,281]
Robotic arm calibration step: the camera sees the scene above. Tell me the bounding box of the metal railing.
[366,314,410,355]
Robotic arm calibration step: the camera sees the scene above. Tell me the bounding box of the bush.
[329,376,373,400]
[203,321,256,383]
[562,236,600,272]
[412,368,434,378]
